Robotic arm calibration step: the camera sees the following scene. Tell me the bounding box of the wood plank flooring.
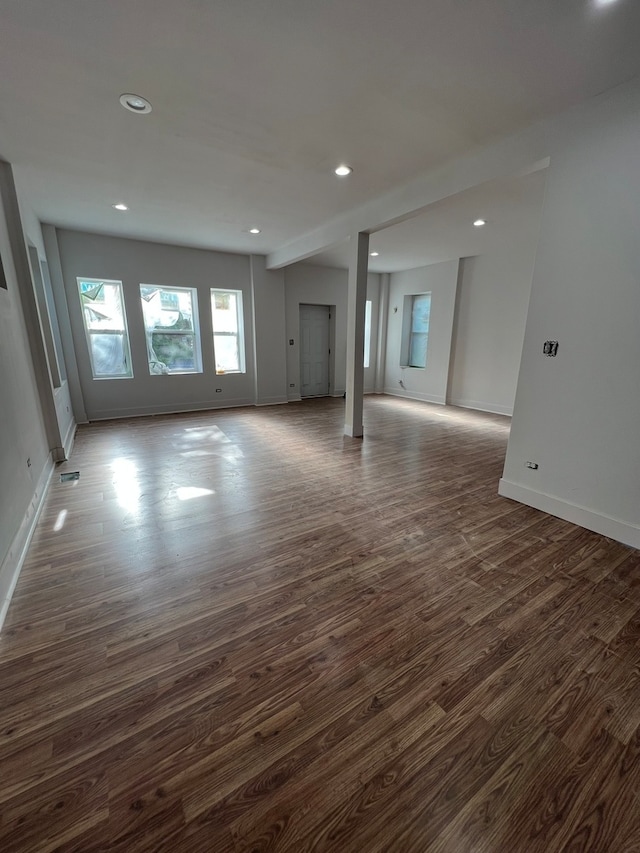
[2,396,640,852]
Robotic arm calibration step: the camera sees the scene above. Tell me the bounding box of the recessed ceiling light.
[112,203,129,211]
[119,93,152,114]
[249,227,261,234]
[334,164,353,177]
[370,251,379,257]
[473,219,487,227]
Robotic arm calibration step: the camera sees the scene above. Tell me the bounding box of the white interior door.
[300,304,330,397]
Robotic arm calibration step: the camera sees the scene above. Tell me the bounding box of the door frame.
[298,302,336,398]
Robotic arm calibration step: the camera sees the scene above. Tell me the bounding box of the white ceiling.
[307,167,549,272]
[0,0,638,259]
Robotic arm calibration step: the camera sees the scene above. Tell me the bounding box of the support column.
[344,231,369,437]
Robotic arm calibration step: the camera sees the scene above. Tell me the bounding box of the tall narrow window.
[77,278,132,379]
[211,289,245,374]
[140,285,202,374]
[363,300,372,368]
[401,292,431,369]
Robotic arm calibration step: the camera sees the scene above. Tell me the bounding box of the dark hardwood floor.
[2,396,640,852]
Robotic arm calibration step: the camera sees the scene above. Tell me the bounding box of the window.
[140,285,202,374]
[401,292,431,369]
[77,278,132,379]
[211,289,245,373]
[363,300,372,368]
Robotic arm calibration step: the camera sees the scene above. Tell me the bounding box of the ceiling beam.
[266,123,550,270]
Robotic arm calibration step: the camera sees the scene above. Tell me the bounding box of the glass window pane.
[89,333,128,377]
[409,332,428,368]
[81,281,126,331]
[211,291,238,333]
[214,333,239,372]
[411,293,431,333]
[151,333,197,372]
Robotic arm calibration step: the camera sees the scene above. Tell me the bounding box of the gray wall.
[384,259,459,404]
[0,163,52,619]
[283,262,381,398]
[55,229,274,419]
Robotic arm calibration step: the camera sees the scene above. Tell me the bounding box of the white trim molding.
[0,456,54,631]
[383,387,446,405]
[499,479,640,550]
[450,398,513,416]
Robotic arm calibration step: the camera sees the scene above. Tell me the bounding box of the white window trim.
[140,284,203,376]
[77,277,133,380]
[211,288,246,374]
[400,292,431,369]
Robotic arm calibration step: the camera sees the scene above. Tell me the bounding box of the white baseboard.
[0,456,54,631]
[498,478,640,550]
[383,387,446,405]
[255,396,288,406]
[89,398,255,420]
[449,398,513,416]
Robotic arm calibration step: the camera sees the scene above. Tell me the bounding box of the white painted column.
[344,232,369,437]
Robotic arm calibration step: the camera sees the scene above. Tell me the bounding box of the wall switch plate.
[543,340,559,356]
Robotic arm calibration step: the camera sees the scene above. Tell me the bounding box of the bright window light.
[364,300,372,368]
[175,486,214,501]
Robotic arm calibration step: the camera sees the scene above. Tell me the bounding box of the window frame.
[363,299,372,369]
[400,292,431,369]
[77,277,133,380]
[139,284,203,376]
[210,288,246,374]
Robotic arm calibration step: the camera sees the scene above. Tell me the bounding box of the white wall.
[283,263,380,398]
[448,181,545,416]
[501,80,640,548]
[384,259,459,404]
[0,162,52,626]
[55,229,261,419]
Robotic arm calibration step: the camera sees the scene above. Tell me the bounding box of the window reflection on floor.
[174,486,214,501]
[110,458,141,514]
